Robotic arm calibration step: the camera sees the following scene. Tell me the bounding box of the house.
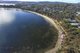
[70,23,80,26]
[67,18,77,23]
[78,25,80,28]
[67,18,80,28]
[76,12,80,16]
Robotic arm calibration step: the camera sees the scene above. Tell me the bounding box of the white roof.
[77,12,80,14]
[78,26,80,28]
[67,19,77,23]
[70,23,80,26]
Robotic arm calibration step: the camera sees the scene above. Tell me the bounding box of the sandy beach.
[28,11,61,31]
[28,11,65,53]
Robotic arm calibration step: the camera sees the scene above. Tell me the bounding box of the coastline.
[28,11,65,53]
[28,11,61,31]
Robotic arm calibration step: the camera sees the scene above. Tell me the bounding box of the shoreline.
[28,11,65,53]
[28,11,61,31]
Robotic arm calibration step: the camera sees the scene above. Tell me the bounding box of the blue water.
[0,8,53,53]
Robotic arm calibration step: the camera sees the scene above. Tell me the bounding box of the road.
[28,11,65,53]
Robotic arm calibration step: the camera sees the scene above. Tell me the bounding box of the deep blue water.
[0,8,52,53]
